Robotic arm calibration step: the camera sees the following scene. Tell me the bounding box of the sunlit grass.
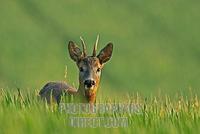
[0,89,199,134]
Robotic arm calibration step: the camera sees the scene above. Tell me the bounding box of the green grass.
[1,0,200,133]
[0,0,200,94]
[0,89,200,134]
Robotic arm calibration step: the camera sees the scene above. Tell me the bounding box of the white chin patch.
[85,85,94,90]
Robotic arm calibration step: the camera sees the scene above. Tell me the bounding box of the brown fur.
[39,37,113,104]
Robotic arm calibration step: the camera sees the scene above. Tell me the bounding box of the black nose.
[84,80,95,88]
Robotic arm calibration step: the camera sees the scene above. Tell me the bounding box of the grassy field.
[0,89,199,134]
[1,0,200,94]
[0,0,200,133]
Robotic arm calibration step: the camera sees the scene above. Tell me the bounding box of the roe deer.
[39,35,113,104]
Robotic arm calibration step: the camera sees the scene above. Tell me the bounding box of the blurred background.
[0,0,200,96]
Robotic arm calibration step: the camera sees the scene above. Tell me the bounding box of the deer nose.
[84,80,95,88]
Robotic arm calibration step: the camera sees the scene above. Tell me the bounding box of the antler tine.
[93,34,99,57]
[80,36,87,57]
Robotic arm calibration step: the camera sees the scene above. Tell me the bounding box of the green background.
[1,0,200,96]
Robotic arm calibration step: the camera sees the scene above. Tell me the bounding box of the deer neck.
[76,85,97,104]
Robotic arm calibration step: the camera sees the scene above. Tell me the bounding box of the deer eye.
[80,67,84,72]
[97,68,101,73]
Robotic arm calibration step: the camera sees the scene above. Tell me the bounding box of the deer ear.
[97,43,113,64]
[68,41,83,62]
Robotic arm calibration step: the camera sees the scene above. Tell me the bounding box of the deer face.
[77,57,101,91]
[68,36,113,101]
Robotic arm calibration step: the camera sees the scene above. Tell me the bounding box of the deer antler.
[93,34,99,57]
[80,36,87,57]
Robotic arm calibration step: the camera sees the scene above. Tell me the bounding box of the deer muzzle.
[84,79,96,90]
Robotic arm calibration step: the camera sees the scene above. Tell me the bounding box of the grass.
[1,0,200,94]
[1,0,200,133]
[0,89,199,134]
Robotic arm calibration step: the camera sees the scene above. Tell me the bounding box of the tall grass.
[0,89,199,134]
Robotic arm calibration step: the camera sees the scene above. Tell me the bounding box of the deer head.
[68,35,113,103]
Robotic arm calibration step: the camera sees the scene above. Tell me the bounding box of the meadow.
[0,0,200,133]
[0,89,199,134]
